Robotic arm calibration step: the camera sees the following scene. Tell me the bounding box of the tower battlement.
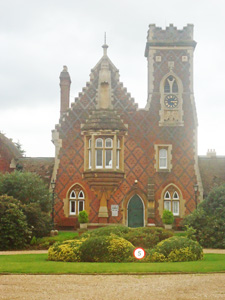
[147,24,194,42]
[145,24,196,57]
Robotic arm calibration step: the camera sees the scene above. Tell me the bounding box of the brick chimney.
[60,66,71,117]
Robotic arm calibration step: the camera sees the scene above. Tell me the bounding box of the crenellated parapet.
[145,24,196,56]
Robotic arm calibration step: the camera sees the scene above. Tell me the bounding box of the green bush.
[24,203,52,238]
[153,236,203,261]
[123,227,173,249]
[82,226,173,249]
[78,210,89,223]
[183,184,225,248]
[162,210,174,225]
[82,225,130,238]
[79,236,110,262]
[0,195,30,250]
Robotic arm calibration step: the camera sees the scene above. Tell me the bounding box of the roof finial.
[102,32,108,56]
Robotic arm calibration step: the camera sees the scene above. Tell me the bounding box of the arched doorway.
[127,195,144,227]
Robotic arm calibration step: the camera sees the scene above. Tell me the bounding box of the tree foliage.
[0,171,52,239]
[0,171,51,212]
[0,195,30,250]
[183,184,225,248]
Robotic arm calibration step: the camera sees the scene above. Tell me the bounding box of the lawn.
[0,253,224,274]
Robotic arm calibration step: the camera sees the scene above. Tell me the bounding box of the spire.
[102,32,108,56]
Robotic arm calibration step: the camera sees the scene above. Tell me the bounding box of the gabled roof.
[55,45,138,130]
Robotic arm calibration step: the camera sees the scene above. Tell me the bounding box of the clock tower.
[145,24,203,224]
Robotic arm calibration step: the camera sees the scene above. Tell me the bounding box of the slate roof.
[17,157,54,185]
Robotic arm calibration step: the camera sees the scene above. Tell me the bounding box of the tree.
[0,195,30,250]
[183,184,225,248]
[0,171,51,212]
[0,171,52,238]
[14,140,26,156]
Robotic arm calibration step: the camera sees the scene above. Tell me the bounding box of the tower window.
[164,76,178,94]
[159,149,167,169]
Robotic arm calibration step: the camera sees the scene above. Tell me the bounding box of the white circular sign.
[133,248,146,260]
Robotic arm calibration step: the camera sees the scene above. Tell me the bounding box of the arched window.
[164,188,180,216]
[164,75,178,94]
[69,186,85,215]
[159,149,167,169]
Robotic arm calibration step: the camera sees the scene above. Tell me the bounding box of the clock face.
[164,94,178,108]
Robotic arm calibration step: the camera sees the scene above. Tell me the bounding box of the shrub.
[123,227,173,249]
[78,210,89,223]
[148,251,166,262]
[168,247,200,262]
[48,235,135,262]
[79,235,111,262]
[107,236,135,262]
[162,210,174,225]
[24,203,52,238]
[82,226,173,250]
[154,236,203,261]
[183,184,225,248]
[48,239,85,262]
[0,195,30,250]
[82,225,130,238]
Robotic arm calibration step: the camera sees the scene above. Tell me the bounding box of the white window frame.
[172,201,179,216]
[69,200,76,215]
[159,149,167,169]
[78,200,85,213]
[96,138,103,168]
[88,138,92,169]
[105,138,113,169]
[164,200,171,211]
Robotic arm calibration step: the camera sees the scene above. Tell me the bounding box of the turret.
[60,66,71,117]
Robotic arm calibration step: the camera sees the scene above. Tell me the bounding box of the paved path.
[0,249,225,255]
[0,274,225,300]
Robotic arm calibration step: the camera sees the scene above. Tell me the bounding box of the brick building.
[51,24,206,229]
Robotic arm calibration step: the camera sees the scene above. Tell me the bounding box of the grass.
[0,254,224,274]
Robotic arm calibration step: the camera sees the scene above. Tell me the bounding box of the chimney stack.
[60,66,71,117]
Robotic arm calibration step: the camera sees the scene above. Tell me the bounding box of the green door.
[128,195,144,227]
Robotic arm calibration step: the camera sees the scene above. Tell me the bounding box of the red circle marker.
[133,247,146,260]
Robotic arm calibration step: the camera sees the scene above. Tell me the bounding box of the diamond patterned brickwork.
[53,48,199,227]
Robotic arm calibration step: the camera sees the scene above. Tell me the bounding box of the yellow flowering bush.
[107,237,135,262]
[48,238,86,262]
[168,247,203,262]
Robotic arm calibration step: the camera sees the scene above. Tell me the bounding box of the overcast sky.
[0,0,225,157]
